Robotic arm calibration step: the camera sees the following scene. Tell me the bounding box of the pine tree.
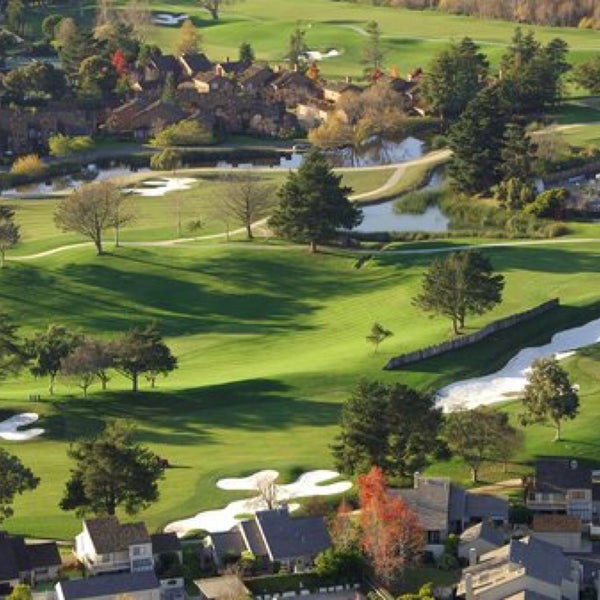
[448,86,507,195]
[269,150,362,252]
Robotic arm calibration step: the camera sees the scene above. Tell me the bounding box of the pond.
[355,170,449,233]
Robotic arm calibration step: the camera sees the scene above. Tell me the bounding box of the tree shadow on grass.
[37,378,340,446]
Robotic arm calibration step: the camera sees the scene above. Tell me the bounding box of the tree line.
[0,313,177,394]
[345,0,600,28]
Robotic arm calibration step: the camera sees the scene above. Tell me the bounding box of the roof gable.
[84,516,150,554]
[58,571,159,600]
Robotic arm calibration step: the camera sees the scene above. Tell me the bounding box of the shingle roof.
[460,521,505,547]
[195,575,249,600]
[84,516,150,554]
[465,492,509,521]
[0,535,20,581]
[391,478,450,531]
[508,537,572,586]
[151,532,182,555]
[255,508,331,561]
[239,519,268,556]
[180,53,213,74]
[209,530,246,563]
[58,571,159,600]
[26,542,61,569]
[534,457,600,500]
[532,514,581,533]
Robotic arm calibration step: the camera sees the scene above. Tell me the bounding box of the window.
[427,531,441,544]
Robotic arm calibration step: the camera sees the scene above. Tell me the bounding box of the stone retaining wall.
[384,299,560,370]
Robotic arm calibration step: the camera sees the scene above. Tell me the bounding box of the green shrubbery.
[152,120,215,147]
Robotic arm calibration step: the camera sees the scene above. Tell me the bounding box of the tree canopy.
[331,379,442,478]
[0,449,39,523]
[444,407,519,482]
[269,149,362,252]
[0,205,20,269]
[113,323,177,393]
[520,357,579,441]
[60,420,165,516]
[413,250,505,334]
[421,37,489,122]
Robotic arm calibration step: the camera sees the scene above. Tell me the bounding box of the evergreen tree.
[287,26,307,71]
[421,37,489,122]
[269,150,362,252]
[238,41,255,64]
[331,380,441,478]
[60,420,165,516]
[413,250,505,334]
[0,450,38,523]
[500,122,536,182]
[362,20,384,73]
[0,205,20,269]
[448,86,507,195]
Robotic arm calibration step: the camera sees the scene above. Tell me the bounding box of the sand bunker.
[123,178,196,197]
[303,49,340,61]
[165,469,352,537]
[436,317,600,412]
[153,13,189,26]
[0,413,44,441]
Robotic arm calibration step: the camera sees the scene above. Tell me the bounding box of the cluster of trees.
[428,30,570,196]
[0,313,177,395]
[348,0,600,27]
[333,356,578,483]
[1,419,167,527]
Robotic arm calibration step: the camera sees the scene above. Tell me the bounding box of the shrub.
[150,148,183,171]
[509,504,533,525]
[524,188,569,219]
[10,154,46,178]
[152,120,214,147]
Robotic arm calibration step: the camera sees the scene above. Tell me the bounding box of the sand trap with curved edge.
[123,178,196,197]
[436,317,600,412]
[165,469,352,537]
[0,413,44,441]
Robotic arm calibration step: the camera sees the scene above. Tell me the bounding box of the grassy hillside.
[1,239,600,538]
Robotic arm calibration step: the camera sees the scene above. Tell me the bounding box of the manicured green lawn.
[3,168,393,256]
[1,238,600,539]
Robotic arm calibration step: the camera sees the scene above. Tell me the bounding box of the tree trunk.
[115,224,120,248]
[100,375,107,391]
[132,373,138,393]
[452,317,460,335]
[310,240,318,253]
[209,6,219,20]
[471,466,478,483]
[150,377,156,389]
[94,237,103,255]
[49,374,55,395]
[553,419,561,442]
[82,385,88,398]
[246,224,253,239]
[0,249,4,269]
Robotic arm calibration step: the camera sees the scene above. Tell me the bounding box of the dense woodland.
[346,0,600,28]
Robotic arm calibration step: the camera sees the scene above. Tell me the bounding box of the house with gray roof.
[0,532,61,593]
[206,507,331,573]
[74,516,180,576]
[391,475,508,558]
[457,536,582,600]
[526,457,600,526]
[459,521,506,561]
[56,571,160,600]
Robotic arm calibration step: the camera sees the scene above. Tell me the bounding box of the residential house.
[128,100,188,141]
[144,55,181,85]
[238,64,275,94]
[195,575,250,600]
[56,571,160,600]
[269,69,321,108]
[0,532,61,593]
[178,53,213,77]
[526,457,600,527]
[391,475,509,558]
[531,514,588,553]
[193,71,236,95]
[322,79,362,104]
[206,507,331,573]
[150,533,183,564]
[456,536,582,600]
[458,521,506,561]
[213,59,250,77]
[74,516,154,575]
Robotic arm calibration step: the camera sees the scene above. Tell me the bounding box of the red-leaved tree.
[112,49,128,75]
[359,466,424,587]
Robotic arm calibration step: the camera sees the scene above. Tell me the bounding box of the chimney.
[413,472,421,489]
[215,65,223,77]
[469,547,477,567]
[465,574,474,600]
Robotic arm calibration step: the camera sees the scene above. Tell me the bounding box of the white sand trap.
[153,13,189,26]
[304,49,340,61]
[123,178,196,197]
[165,469,352,537]
[436,317,600,412]
[0,413,44,441]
